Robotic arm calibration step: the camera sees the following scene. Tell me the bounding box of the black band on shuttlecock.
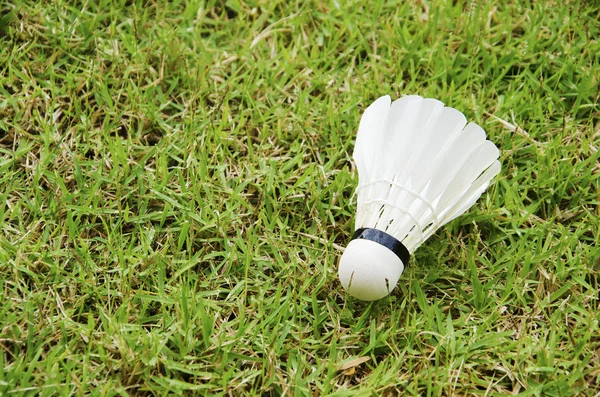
[351,228,411,266]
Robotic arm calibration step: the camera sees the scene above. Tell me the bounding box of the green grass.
[1,0,599,395]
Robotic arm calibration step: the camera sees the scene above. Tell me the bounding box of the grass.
[1,0,599,395]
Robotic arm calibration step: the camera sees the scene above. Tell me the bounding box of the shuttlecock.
[338,95,501,301]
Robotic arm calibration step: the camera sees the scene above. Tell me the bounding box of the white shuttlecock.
[338,95,501,301]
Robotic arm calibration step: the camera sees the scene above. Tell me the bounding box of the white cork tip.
[338,239,405,301]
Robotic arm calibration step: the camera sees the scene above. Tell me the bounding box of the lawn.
[1,0,599,395]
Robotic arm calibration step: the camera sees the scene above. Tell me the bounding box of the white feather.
[353,95,500,253]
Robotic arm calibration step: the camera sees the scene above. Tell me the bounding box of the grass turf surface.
[1,0,600,395]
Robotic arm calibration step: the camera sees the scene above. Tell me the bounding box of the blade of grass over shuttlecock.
[1,0,599,395]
